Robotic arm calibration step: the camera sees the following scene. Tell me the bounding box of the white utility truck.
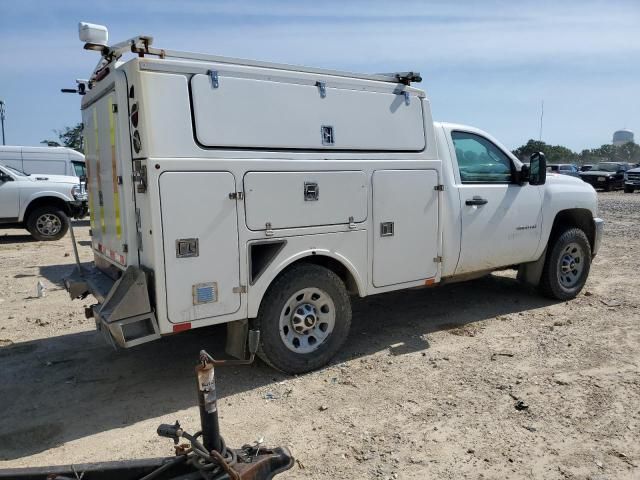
[65,24,603,373]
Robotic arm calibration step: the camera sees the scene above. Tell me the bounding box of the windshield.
[72,161,87,178]
[4,165,28,177]
[593,163,620,172]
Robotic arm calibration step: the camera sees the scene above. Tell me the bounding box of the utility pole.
[538,99,544,142]
[0,100,5,145]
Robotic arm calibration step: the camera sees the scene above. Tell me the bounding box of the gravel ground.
[0,192,638,479]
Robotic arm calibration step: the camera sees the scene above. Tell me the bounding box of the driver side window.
[452,131,513,183]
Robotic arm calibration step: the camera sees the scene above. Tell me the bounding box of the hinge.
[122,243,128,253]
[348,216,356,229]
[232,285,247,294]
[137,231,143,251]
[433,256,443,263]
[111,103,118,113]
[228,192,244,200]
[265,222,274,237]
[434,185,445,191]
[117,175,123,185]
[135,208,141,229]
[316,81,326,98]
[208,70,219,88]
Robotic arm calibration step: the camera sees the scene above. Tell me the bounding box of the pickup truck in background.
[0,164,87,240]
[624,166,640,193]
[65,25,603,374]
[579,162,630,191]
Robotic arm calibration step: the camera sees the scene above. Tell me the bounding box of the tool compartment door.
[160,171,241,323]
[190,74,425,151]
[372,169,440,287]
[244,171,367,230]
[82,89,129,267]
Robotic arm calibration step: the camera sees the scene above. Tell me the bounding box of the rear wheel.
[539,227,591,300]
[624,185,635,193]
[253,264,351,374]
[26,206,69,241]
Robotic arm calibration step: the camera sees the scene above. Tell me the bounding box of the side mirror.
[529,152,547,185]
[0,172,12,182]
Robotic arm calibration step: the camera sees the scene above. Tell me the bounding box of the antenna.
[538,99,544,141]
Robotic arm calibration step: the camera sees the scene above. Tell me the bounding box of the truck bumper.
[64,264,160,348]
[592,217,604,257]
[68,200,89,219]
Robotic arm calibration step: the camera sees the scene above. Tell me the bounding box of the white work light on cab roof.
[79,22,108,48]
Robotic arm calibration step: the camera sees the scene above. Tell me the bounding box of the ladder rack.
[86,35,422,86]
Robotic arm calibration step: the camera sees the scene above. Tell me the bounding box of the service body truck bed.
[66,29,602,373]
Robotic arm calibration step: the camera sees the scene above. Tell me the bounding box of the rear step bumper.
[64,264,160,348]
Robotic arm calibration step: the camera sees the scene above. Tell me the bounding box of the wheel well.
[280,255,360,296]
[23,197,70,223]
[549,209,595,250]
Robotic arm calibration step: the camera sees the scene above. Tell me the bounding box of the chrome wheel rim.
[35,213,62,237]
[279,287,336,354]
[557,242,585,288]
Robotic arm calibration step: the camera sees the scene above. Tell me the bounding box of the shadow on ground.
[0,274,556,460]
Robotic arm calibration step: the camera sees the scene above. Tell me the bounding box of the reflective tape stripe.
[84,126,95,229]
[93,241,126,266]
[93,107,105,234]
[108,98,122,239]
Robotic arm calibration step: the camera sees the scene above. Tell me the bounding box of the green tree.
[41,123,83,152]
[512,139,578,164]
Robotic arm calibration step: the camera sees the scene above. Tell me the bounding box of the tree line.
[512,139,640,165]
[42,123,640,166]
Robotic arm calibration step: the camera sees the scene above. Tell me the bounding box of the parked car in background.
[0,146,86,180]
[624,166,640,193]
[0,164,87,240]
[547,164,580,177]
[580,164,593,172]
[579,162,630,191]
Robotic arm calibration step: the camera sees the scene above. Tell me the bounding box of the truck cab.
[65,25,603,373]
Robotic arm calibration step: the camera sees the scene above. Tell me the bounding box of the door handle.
[465,196,488,206]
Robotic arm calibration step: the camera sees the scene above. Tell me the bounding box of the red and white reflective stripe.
[94,241,126,266]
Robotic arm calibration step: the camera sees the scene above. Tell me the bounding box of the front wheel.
[253,264,351,374]
[26,206,70,241]
[539,228,591,300]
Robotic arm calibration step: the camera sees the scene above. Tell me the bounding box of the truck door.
[0,166,19,220]
[82,87,130,268]
[160,171,241,323]
[446,129,543,274]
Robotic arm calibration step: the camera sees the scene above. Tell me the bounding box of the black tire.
[253,263,351,374]
[624,185,635,193]
[539,227,591,300]
[26,206,70,241]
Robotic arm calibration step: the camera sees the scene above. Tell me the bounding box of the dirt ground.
[0,192,638,479]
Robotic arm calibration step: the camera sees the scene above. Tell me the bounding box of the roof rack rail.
[86,35,422,86]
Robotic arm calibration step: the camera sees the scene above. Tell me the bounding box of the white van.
[0,146,86,179]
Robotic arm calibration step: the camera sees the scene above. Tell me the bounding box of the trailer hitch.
[0,330,294,480]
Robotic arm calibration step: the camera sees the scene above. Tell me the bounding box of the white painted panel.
[373,169,439,287]
[244,171,367,230]
[191,74,425,151]
[160,171,241,323]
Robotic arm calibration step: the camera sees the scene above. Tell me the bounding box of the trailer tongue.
[0,332,294,480]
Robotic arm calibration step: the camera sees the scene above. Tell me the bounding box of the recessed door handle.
[465,196,488,206]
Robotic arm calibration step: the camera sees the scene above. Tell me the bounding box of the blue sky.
[0,0,638,151]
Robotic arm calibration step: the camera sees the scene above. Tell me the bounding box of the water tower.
[612,129,634,146]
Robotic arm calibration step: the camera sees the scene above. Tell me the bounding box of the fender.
[247,246,366,319]
[20,191,74,221]
[533,175,598,260]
